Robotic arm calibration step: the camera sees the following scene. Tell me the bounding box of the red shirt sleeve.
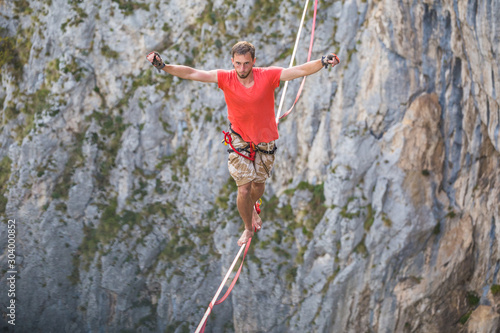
[263,66,283,88]
[217,70,230,90]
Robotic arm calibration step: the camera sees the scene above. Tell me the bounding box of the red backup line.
[195,237,253,333]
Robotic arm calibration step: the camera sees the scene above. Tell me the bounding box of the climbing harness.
[222,127,277,178]
[276,0,319,124]
[195,233,255,333]
[222,130,256,161]
[222,127,277,161]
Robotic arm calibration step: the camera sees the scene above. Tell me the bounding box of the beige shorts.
[227,133,276,186]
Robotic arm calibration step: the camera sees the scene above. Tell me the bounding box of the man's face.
[231,52,256,79]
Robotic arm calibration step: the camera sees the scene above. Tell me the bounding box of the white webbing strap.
[275,0,311,123]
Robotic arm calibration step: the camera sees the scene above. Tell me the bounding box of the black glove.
[321,53,340,69]
[147,51,166,71]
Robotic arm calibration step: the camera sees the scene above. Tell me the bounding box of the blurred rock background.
[0,0,499,332]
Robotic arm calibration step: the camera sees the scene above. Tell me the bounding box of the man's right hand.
[146,51,166,70]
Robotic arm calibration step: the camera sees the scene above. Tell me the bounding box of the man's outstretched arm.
[280,53,340,82]
[163,64,218,83]
[146,51,218,83]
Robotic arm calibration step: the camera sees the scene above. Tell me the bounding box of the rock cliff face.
[0,0,499,332]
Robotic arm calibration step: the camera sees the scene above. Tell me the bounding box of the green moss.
[116,69,155,108]
[197,1,216,25]
[9,88,52,141]
[15,26,33,68]
[158,228,196,262]
[68,253,81,285]
[0,156,13,215]
[271,229,284,244]
[353,235,368,258]
[279,204,294,220]
[52,132,85,200]
[466,291,480,307]
[155,74,174,94]
[89,112,129,190]
[363,205,374,231]
[248,0,281,29]
[321,267,340,293]
[97,197,121,243]
[63,57,85,81]
[101,44,119,59]
[3,102,20,123]
[0,32,23,79]
[295,246,306,265]
[433,222,441,235]
[346,47,357,64]
[459,311,472,325]
[340,205,360,219]
[121,210,140,226]
[272,246,291,259]
[61,2,88,30]
[75,195,148,273]
[285,266,297,283]
[263,182,326,242]
[26,88,52,114]
[260,195,279,221]
[112,0,149,16]
[277,48,293,61]
[409,276,422,284]
[165,321,187,333]
[45,58,61,84]
[143,201,176,220]
[14,0,33,14]
[55,202,67,212]
[491,284,500,296]
[214,177,237,210]
[446,210,456,219]
[381,213,392,227]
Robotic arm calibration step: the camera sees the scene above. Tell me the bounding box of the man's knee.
[252,181,265,193]
[238,182,252,197]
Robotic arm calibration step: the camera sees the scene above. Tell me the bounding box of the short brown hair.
[231,41,255,59]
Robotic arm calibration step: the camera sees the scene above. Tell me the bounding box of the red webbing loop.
[223,131,256,161]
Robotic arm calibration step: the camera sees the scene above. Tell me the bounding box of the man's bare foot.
[252,207,262,231]
[237,229,254,246]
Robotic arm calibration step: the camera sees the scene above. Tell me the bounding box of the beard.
[234,66,252,79]
[237,71,251,79]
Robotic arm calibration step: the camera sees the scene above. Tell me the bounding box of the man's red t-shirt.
[217,67,283,144]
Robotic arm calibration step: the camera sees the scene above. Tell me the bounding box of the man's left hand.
[321,53,340,68]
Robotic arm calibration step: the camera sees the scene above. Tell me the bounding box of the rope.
[195,237,253,333]
[276,0,319,124]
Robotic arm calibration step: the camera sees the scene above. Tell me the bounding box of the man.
[147,41,339,246]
